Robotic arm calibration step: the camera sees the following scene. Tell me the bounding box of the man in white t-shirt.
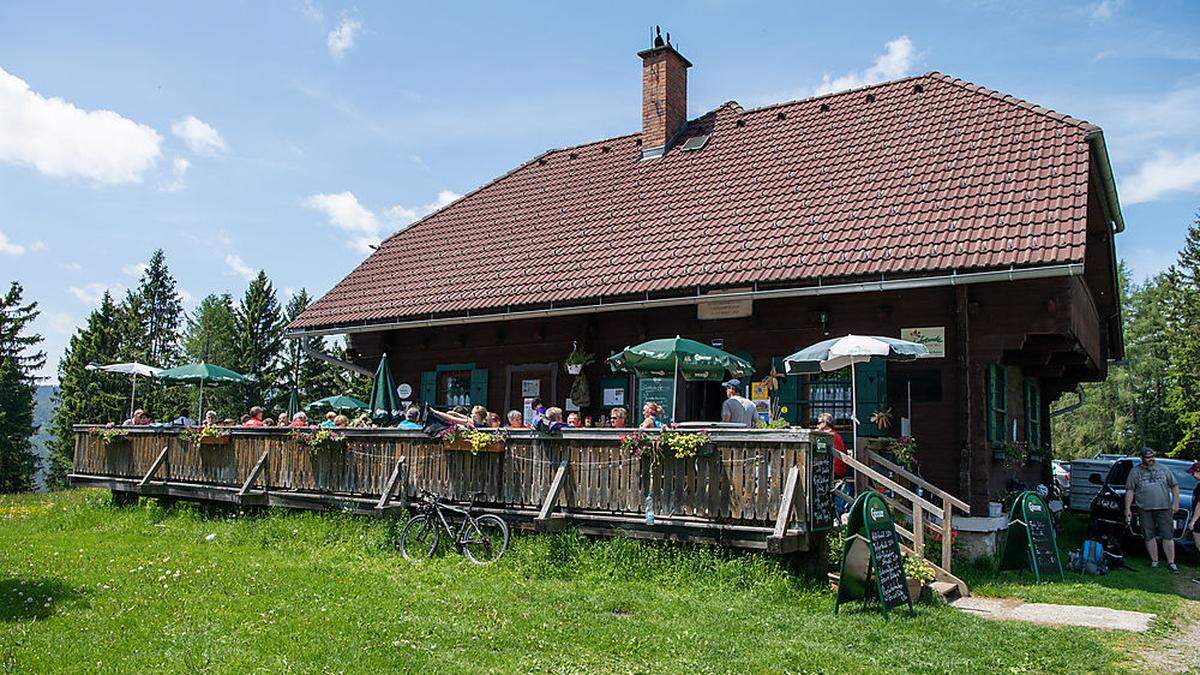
[720,379,758,427]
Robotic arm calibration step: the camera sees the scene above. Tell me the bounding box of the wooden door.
[504,363,557,421]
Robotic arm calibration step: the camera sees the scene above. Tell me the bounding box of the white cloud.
[1090,0,1122,22]
[301,0,323,22]
[225,254,257,281]
[1121,151,1200,204]
[46,312,78,335]
[163,157,190,192]
[0,231,26,255]
[59,262,83,272]
[68,282,124,306]
[29,240,46,252]
[814,36,919,96]
[327,17,362,59]
[121,262,148,278]
[305,188,461,253]
[178,288,195,304]
[409,154,429,170]
[216,228,232,246]
[171,115,227,155]
[0,66,161,183]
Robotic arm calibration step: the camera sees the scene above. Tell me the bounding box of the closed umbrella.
[607,336,755,422]
[782,335,928,453]
[368,353,402,423]
[286,388,302,419]
[85,362,163,419]
[305,394,369,414]
[156,362,255,421]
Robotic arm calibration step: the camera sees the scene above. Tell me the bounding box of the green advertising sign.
[1000,491,1065,583]
[835,491,913,618]
[637,377,675,422]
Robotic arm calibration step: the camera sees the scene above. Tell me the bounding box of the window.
[1024,378,1042,457]
[803,371,853,425]
[986,364,1007,450]
[440,370,472,408]
[421,364,489,408]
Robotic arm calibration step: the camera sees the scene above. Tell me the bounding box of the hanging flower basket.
[566,363,583,375]
[440,427,507,454]
[181,425,231,448]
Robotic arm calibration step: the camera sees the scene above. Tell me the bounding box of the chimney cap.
[637,25,693,67]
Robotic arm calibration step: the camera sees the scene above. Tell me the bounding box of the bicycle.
[399,489,510,564]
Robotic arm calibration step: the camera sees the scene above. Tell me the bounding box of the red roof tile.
[292,72,1100,331]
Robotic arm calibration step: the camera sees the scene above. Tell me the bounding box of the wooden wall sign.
[836,491,913,618]
[1000,491,1064,582]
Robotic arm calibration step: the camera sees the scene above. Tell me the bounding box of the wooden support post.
[537,454,568,523]
[766,465,801,553]
[237,450,270,497]
[138,446,170,489]
[942,503,954,572]
[375,457,407,511]
[912,500,925,555]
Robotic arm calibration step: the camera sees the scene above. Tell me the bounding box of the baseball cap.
[1187,461,1200,475]
[721,379,742,392]
[1139,447,1155,458]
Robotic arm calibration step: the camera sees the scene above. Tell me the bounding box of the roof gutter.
[286,263,1084,338]
[1085,129,1125,233]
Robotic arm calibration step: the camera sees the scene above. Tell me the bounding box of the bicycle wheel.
[399,514,440,562]
[462,513,509,565]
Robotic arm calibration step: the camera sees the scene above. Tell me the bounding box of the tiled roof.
[293,72,1100,331]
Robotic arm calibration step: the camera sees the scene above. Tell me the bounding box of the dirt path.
[1136,574,1200,673]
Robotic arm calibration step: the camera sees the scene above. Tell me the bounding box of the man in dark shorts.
[1124,447,1180,572]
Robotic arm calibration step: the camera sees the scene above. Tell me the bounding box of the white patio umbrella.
[782,335,929,453]
[86,362,164,419]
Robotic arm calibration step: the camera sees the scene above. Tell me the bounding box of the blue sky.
[1,1,1198,380]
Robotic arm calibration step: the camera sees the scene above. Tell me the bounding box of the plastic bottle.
[645,493,655,525]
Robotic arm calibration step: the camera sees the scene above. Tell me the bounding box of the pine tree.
[1165,215,1200,458]
[0,282,45,492]
[276,289,342,409]
[182,293,240,417]
[46,292,126,486]
[116,250,185,420]
[233,271,284,413]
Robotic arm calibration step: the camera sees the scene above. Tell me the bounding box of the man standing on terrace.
[720,379,757,427]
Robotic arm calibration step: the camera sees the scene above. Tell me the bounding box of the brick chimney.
[638,27,692,160]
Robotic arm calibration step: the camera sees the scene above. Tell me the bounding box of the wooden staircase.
[834,448,971,597]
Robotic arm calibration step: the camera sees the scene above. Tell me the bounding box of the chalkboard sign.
[809,435,835,532]
[637,377,675,422]
[1000,491,1064,582]
[836,492,913,618]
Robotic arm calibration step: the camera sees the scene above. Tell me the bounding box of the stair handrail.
[863,448,970,514]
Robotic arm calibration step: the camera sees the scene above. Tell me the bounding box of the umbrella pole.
[672,355,679,423]
[129,374,137,420]
[850,361,859,458]
[197,381,205,423]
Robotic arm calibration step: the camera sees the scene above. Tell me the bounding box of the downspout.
[1049,385,1085,417]
[298,338,372,378]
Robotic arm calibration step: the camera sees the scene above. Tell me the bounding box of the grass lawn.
[2,490,1196,673]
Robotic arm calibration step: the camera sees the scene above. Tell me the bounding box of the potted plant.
[658,428,714,460]
[886,435,919,472]
[440,427,506,454]
[291,427,348,458]
[564,345,594,375]
[618,430,657,458]
[181,424,231,448]
[88,426,130,447]
[903,554,936,601]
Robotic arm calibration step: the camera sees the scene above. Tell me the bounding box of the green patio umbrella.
[305,394,369,414]
[286,388,302,419]
[156,362,255,421]
[368,353,402,423]
[607,336,755,422]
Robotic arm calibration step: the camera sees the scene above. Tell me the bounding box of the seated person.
[470,405,489,428]
[276,412,290,426]
[242,406,266,427]
[536,406,565,433]
[486,411,503,428]
[170,410,195,426]
[430,406,474,427]
[639,402,664,429]
[263,418,276,427]
[506,410,525,429]
[122,409,152,426]
[204,410,220,427]
[528,398,547,427]
[397,407,423,429]
[566,412,581,428]
[239,414,251,425]
[319,412,337,428]
[609,407,628,428]
[350,413,372,428]
[289,412,310,427]
[333,414,350,428]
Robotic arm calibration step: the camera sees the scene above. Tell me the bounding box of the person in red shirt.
[816,412,848,477]
[242,406,267,427]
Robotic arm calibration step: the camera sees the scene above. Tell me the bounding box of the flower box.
[443,437,506,454]
[198,434,231,447]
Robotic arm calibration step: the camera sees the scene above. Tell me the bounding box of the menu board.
[835,492,913,618]
[637,377,675,422]
[808,436,834,532]
[1000,491,1064,582]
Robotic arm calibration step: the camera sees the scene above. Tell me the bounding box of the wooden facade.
[70,427,831,553]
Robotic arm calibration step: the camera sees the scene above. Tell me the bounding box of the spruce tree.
[1166,215,1200,458]
[233,271,284,413]
[46,292,126,486]
[276,289,342,409]
[0,282,45,492]
[117,250,186,420]
[182,293,240,417]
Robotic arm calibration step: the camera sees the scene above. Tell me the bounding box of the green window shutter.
[420,371,436,405]
[1025,379,1042,459]
[772,356,803,425]
[854,360,888,437]
[469,368,489,408]
[987,365,1008,455]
